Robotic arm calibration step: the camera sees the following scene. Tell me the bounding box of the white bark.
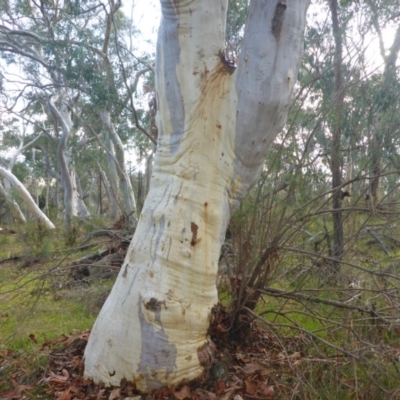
[0,181,26,223]
[0,167,55,229]
[71,164,90,218]
[100,109,136,226]
[99,168,118,218]
[145,151,153,199]
[48,93,90,223]
[104,136,121,220]
[84,0,309,390]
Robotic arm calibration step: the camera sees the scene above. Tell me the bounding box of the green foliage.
[9,162,30,184]
[226,0,248,55]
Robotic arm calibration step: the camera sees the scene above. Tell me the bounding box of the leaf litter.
[0,304,309,399]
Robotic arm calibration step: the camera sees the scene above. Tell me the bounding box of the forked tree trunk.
[84,0,309,390]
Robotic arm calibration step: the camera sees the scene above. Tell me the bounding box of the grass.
[0,262,97,350]
[0,219,109,351]
[0,221,108,398]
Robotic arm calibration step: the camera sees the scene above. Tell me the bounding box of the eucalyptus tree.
[363,0,400,206]
[0,109,55,227]
[0,0,151,227]
[284,0,392,259]
[0,165,55,228]
[84,0,310,390]
[329,0,345,264]
[67,0,152,226]
[0,1,94,225]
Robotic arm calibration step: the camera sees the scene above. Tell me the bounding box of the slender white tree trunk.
[0,167,55,229]
[85,0,309,390]
[99,168,118,218]
[0,181,26,223]
[48,94,90,224]
[103,137,121,220]
[100,109,136,226]
[70,164,90,218]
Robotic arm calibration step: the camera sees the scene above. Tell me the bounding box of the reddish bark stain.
[191,222,199,246]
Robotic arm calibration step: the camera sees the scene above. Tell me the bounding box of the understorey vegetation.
[2,163,400,398]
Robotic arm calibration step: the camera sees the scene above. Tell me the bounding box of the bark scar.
[144,297,167,312]
[191,222,201,246]
[272,0,287,40]
[218,50,236,75]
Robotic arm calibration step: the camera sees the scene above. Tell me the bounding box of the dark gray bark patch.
[158,9,185,155]
[138,295,177,388]
[272,1,287,40]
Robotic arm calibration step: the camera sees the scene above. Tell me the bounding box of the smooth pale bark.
[100,110,136,226]
[0,181,26,223]
[84,0,309,390]
[48,93,90,223]
[103,136,121,220]
[0,130,43,212]
[70,165,90,218]
[99,168,118,218]
[0,167,55,229]
[145,151,153,199]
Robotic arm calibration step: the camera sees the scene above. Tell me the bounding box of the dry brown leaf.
[261,384,275,398]
[96,388,105,399]
[241,363,264,375]
[47,374,69,384]
[56,389,72,400]
[235,353,250,363]
[193,388,217,400]
[173,385,191,400]
[290,352,301,360]
[109,388,121,399]
[28,333,37,344]
[72,356,81,367]
[5,384,34,400]
[244,379,258,395]
[214,380,226,396]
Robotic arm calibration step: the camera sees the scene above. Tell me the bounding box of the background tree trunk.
[100,109,136,226]
[48,92,90,225]
[329,0,345,266]
[0,167,55,229]
[0,181,26,223]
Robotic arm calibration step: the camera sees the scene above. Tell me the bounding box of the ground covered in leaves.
[0,305,310,400]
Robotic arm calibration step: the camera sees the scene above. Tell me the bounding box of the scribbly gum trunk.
[84,0,309,391]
